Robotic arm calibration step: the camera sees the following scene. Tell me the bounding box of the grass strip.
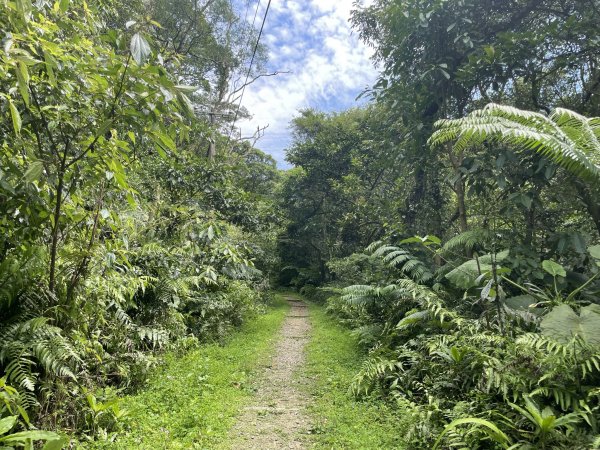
[85,295,289,449]
[304,301,409,449]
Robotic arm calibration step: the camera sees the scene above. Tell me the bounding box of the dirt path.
[226,296,312,449]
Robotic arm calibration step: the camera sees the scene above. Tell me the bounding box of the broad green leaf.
[505,295,543,317]
[126,193,137,207]
[130,33,151,65]
[42,437,68,450]
[17,62,29,83]
[0,416,17,435]
[445,250,509,289]
[176,92,195,118]
[59,0,69,12]
[425,235,441,245]
[8,100,22,134]
[155,143,167,159]
[588,245,600,261]
[542,260,566,277]
[0,430,62,444]
[433,417,510,449]
[42,49,57,87]
[541,304,600,345]
[153,131,176,151]
[504,294,536,311]
[113,171,128,189]
[23,161,44,182]
[520,194,532,209]
[15,62,30,107]
[174,85,199,93]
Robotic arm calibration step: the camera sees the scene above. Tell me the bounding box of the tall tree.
[351,0,600,234]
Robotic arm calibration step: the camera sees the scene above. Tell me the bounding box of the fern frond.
[442,229,494,255]
[350,356,401,396]
[430,103,600,183]
[367,242,434,283]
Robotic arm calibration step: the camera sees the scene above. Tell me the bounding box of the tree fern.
[367,241,434,283]
[429,103,600,183]
[442,228,495,256]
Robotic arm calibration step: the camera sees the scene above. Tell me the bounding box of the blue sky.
[236,0,377,169]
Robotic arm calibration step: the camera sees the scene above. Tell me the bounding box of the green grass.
[85,295,289,449]
[303,301,409,449]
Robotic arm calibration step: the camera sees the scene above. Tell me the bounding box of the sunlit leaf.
[8,99,22,134]
[542,260,566,278]
[130,33,151,65]
[23,161,44,182]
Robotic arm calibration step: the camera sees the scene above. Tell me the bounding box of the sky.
[236,0,378,169]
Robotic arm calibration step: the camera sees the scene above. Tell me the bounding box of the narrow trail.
[226,296,312,449]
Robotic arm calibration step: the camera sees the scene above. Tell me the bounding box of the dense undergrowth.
[83,295,288,449]
[277,1,600,448]
[307,240,600,449]
[0,0,281,446]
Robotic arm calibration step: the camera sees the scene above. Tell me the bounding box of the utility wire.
[228,0,272,141]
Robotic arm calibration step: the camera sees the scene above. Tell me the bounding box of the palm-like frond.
[429,103,600,183]
[368,241,434,283]
[442,229,494,256]
[0,316,78,399]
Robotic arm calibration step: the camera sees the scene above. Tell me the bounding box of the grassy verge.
[85,295,289,449]
[303,301,410,449]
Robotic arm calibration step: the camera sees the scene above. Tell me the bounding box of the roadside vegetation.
[279,1,600,448]
[304,302,409,449]
[84,296,288,449]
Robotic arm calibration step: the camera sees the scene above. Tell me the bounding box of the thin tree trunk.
[49,148,69,294]
[49,174,64,294]
[455,178,468,233]
[448,148,468,233]
[575,182,600,237]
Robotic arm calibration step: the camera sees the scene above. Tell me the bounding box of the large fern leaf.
[429,103,600,183]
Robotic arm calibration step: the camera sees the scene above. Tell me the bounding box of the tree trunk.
[49,149,69,294]
[448,149,468,233]
[49,172,64,294]
[455,178,468,233]
[575,182,600,237]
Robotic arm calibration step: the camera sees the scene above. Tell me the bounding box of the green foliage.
[0,378,66,449]
[540,304,600,345]
[430,104,600,183]
[82,296,288,449]
[304,302,410,449]
[0,0,281,442]
[433,417,510,449]
[322,229,600,448]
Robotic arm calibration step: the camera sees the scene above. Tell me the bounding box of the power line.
[228,0,272,142]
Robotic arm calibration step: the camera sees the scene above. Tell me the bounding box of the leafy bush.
[325,237,600,448]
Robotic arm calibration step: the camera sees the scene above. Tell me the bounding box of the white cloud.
[236,0,377,167]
